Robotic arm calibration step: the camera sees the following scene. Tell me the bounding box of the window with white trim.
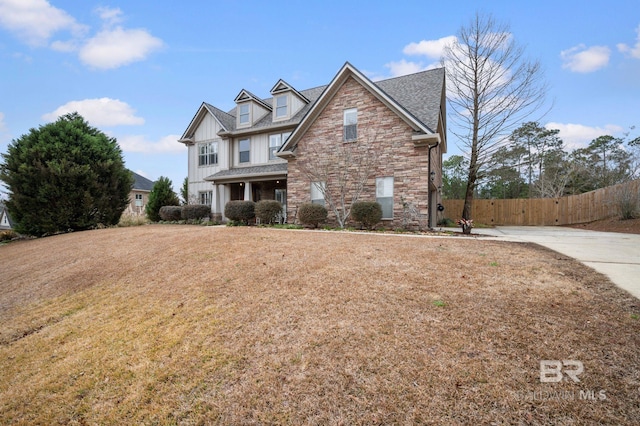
[199,191,212,206]
[343,108,357,141]
[311,182,326,207]
[269,132,291,160]
[239,104,250,125]
[239,138,250,163]
[135,193,143,207]
[376,177,394,219]
[275,95,288,119]
[198,141,218,166]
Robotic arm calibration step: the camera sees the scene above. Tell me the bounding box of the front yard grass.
[1,225,639,424]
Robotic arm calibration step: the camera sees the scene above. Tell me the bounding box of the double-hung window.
[343,108,357,141]
[239,139,250,163]
[199,191,212,206]
[269,132,291,160]
[376,177,394,219]
[239,104,250,125]
[198,141,218,166]
[135,193,143,207]
[275,95,288,119]
[311,182,326,207]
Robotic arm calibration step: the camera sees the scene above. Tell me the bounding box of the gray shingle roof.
[376,68,444,133]
[204,163,287,182]
[204,103,236,132]
[215,68,443,135]
[130,171,155,191]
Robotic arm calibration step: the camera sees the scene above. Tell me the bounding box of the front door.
[275,189,287,223]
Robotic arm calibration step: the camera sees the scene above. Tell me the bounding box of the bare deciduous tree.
[298,131,379,228]
[442,12,548,228]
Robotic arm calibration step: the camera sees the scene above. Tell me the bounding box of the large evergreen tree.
[0,113,133,236]
[145,176,179,221]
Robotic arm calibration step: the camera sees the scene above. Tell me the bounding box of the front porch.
[204,163,287,222]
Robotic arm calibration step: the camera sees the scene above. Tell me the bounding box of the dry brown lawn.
[1,225,639,425]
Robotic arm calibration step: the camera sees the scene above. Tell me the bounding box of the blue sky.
[1,0,639,194]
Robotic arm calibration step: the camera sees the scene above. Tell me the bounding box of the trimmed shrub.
[224,200,255,224]
[351,201,383,230]
[159,205,183,221]
[255,200,283,224]
[298,203,327,228]
[181,204,211,220]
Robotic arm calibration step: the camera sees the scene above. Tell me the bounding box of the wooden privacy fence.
[441,180,640,226]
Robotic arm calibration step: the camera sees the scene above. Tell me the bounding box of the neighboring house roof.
[0,202,14,230]
[130,171,155,192]
[204,163,288,184]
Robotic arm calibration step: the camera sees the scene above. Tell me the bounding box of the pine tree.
[145,176,179,221]
[0,113,133,236]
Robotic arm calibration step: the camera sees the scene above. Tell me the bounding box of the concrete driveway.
[461,226,640,300]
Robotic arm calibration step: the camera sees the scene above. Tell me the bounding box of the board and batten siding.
[232,134,288,167]
[188,113,227,189]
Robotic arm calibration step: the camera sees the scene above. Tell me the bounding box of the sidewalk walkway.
[455,226,640,300]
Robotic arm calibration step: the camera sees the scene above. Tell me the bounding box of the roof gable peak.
[234,89,272,110]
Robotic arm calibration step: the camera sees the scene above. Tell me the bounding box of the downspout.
[427,141,440,229]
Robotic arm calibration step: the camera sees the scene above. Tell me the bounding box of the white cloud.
[118,134,185,153]
[79,27,164,69]
[42,98,145,127]
[0,0,86,46]
[0,2,162,70]
[403,36,457,59]
[96,6,124,27]
[383,59,430,77]
[545,122,623,150]
[0,112,6,132]
[560,44,610,73]
[617,24,640,59]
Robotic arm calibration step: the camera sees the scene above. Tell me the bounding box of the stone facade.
[287,76,441,230]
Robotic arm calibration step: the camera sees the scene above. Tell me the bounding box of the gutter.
[427,140,440,229]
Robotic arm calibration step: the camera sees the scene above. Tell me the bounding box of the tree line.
[443,121,640,200]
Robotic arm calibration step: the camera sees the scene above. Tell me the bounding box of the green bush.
[255,200,283,224]
[351,201,383,230]
[298,203,327,228]
[159,206,183,221]
[181,204,211,220]
[146,177,179,222]
[0,112,133,236]
[224,200,255,224]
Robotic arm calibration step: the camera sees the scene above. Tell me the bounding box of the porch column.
[210,184,218,214]
[244,182,252,201]
[218,184,227,220]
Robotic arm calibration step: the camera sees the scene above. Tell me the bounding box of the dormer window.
[239,104,250,125]
[275,95,288,119]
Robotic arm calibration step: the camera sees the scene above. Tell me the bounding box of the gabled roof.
[279,62,444,154]
[270,79,310,103]
[0,201,14,229]
[130,171,155,192]
[178,63,444,147]
[234,89,272,111]
[178,102,235,144]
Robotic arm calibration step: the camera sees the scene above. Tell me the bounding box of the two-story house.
[179,62,446,229]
